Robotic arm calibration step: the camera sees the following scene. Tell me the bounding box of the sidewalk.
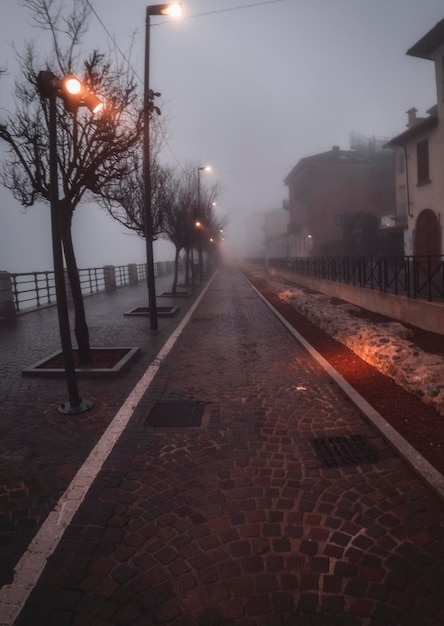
[1,267,444,625]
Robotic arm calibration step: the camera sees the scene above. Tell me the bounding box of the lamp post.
[195,220,203,282]
[196,166,211,284]
[37,71,100,414]
[144,3,183,331]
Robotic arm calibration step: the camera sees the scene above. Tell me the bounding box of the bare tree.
[0,0,143,362]
[160,163,224,293]
[96,124,172,240]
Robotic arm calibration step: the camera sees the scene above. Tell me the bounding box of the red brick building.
[284,142,396,257]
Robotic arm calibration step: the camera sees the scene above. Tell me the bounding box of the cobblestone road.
[1,268,444,625]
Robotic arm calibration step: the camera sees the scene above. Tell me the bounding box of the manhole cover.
[145,401,205,427]
[311,434,379,468]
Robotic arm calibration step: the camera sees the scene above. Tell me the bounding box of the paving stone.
[2,268,444,626]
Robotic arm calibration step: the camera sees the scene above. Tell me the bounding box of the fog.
[1,0,443,273]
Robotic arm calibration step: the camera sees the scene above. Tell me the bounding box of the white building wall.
[400,43,444,255]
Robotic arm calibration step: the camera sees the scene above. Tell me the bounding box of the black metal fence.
[269,255,444,303]
[9,261,176,313]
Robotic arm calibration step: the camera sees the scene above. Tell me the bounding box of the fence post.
[104,265,116,291]
[0,271,16,317]
[128,263,138,286]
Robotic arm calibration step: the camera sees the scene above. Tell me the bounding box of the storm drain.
[311,434,379,469]
[145,401,205,427]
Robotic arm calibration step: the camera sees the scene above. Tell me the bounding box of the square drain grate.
[145,401,205,428]
[311,434,379,469]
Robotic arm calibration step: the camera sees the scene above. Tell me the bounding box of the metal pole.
[197,170,203,282]
[48,97,92,414]
[144,8,158,331]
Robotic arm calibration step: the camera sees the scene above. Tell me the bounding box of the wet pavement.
[1,267,444,625]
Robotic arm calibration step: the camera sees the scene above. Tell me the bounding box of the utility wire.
[85,0,185,170]
[186,0,293,20]
[85,0,295,172]
[85,0,140,82]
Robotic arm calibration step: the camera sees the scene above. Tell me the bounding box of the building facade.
[387,19,444,256]
[283,143,396,258]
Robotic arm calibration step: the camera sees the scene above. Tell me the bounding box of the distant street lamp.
[144,3,183,331]
[195,220,203,282]
[196,165,211,283]
[197,165,211,210]
[36,71,101,414]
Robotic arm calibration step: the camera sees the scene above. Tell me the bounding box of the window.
[398,186,407,216]
[397,153,405,174]
[416,139,430,184]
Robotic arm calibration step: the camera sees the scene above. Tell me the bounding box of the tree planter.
[124,306,179,316]
[22,347,140,378]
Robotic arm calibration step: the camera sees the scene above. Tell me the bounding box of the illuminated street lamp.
[196,165,211,283]
[197,165,211,210]
[37,71,101,414]
[144,3,183,330]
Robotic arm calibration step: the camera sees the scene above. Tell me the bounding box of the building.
[263,207,289,261]
[283,140,396,258]
[387,18,444,256]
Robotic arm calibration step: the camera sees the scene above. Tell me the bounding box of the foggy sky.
[1,0,444,272]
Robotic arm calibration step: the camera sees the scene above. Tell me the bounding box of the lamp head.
[84,92,104,114]
[147,3,183,17]
[63,76,82,95]
[161,3,183,17]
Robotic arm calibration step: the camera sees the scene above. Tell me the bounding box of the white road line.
[0,273,217,626]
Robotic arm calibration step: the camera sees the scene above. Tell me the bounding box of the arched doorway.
[413,209,442,298]
[414,209,441,255]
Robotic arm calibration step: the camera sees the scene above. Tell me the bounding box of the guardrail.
[269,255,444,303]
[3,261,176,314]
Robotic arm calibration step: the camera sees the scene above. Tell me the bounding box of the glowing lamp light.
[59,76,104,114]
[63,77,82,95]
[91,100,104,114]
[85,93,104,114]
[161,3,183,17]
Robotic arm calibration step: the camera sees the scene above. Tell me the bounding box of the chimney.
[406,107,418,128]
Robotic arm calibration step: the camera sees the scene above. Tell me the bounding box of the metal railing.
[8,262,176,313]
[269,255,444,302]
[9,271,56,311]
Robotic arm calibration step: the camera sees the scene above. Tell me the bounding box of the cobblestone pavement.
[0,272,198,588]
[2,267,444,625]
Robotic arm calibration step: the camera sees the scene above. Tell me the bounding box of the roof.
[386,110,438,147]
[407,18,444,60]
[284,147,369,185]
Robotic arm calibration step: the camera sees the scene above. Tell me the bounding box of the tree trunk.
[172,246,180,295]
[60,204,92,364]
[184,247,190,287]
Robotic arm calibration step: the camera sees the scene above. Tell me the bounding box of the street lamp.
[197,165,211,210]
[37,71,100,414]
[196,165,211,283]
[144,3,183,331]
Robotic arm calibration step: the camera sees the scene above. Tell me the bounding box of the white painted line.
[0,273,217,626]
[244,273,444,502]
